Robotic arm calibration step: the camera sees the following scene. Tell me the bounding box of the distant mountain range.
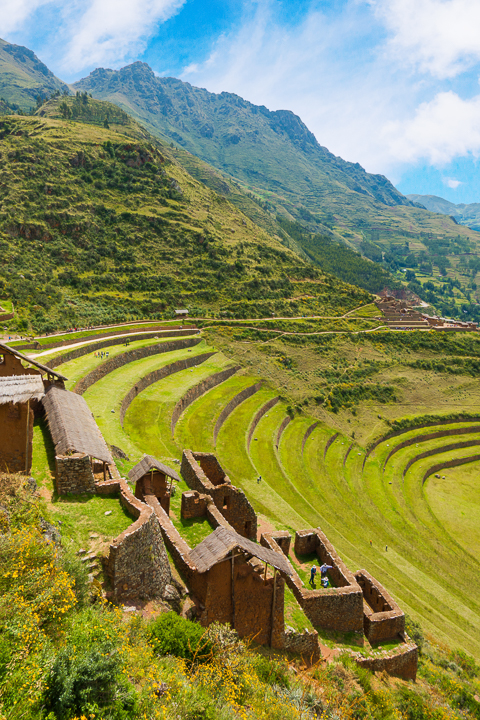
[3,37,480,320]
[407,194,480,232]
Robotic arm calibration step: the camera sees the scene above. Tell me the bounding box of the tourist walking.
[309,565,317,587]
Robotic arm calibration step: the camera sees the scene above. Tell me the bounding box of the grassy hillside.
[0,95,370,334]
[73,62,480,275]
[408,194,480,232]
[0,38,69,110]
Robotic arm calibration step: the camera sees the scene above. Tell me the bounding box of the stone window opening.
[244,520,251,536]
[0,354,4,364]
[223,495,230,510]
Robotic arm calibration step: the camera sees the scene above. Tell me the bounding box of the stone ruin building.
[130,455,181,514]
[0,342,66,473]
[180,450,257,540]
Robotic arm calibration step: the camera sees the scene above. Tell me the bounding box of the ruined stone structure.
[0,343,65,473]
[355,570,405,643]
[181,450,257,540]
[55,452,97,495]
[171,366,239,434]
[130,455,181,514]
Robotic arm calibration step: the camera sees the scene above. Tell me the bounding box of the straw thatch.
[0,374,45,405]
[42,385,113,464]
[0,342,67,381]
[128,455,181,484]
[189,526,293,575]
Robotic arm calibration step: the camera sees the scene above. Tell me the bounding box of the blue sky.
[2,0,480,204]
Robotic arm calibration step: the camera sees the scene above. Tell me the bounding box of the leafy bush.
[405,614,425,652]
[147,612,212,663]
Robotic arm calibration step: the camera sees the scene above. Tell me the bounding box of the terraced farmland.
[27,326,480,660]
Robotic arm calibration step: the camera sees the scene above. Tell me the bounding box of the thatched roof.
[189,526,293,575]
[42,385,113,464]
[128,454,181,483]
[0,374,45,405]
[0,342,67,381]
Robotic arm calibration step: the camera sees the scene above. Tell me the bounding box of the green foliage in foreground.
[2,473,480,719]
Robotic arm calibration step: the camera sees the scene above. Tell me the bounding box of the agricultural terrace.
[27,321,480,662]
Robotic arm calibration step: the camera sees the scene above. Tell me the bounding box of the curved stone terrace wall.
[423,453,480,484]
[214,381,262,444]
[171,365,239,434]
[247,394,278,448]
[74,337,202,395]
[45,329,199,369]
[403,438,480,477]
[302,422,319,453]
[120,352,216,425]
[383,424,480,470]
[323,432,339,459]
[276,416,291,448]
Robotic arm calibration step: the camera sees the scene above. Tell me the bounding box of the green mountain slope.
[408,194,480,232]
[73,62,480,250]
[0,95,369,333]
[0,38,69,109]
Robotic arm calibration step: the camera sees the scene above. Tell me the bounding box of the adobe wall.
[247,395,279,447]
[55,453,96,494]
[73,337,202,394]
[171,365,239,433]
[201,557,285,649]
[0,401,34,473]
[181,451,257,540]
[120,352,216,425]
[355,570,404,643]
[45,329,199,369]
[17,324,196,352]
[384,424,480,469]
[213,381,262,443]
[349,633,418,681]
[0,351,40,377]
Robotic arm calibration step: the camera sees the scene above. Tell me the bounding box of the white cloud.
[0,0,186,73]
[370,0,480,78]
[60,0,186,72]
[444,177,463,189]
[383,91,480,166]
[0,0,54,35]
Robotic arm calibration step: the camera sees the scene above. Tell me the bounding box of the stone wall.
[404,439,480,477]
[102,480,171,602]
[45,329,199,370]
[365,416,480,467]
[423,453,480,484]
[120,352,216,425]
[171,365,239,433]
[349,633,418,680]
[214,381,262,443]
[385,424,480,470]
[343,443,354,466]
[181,490,208,519]
[276,416,291,446]
[0,312,14,323]
[302,422,319,452]
[355,570,404,643]
[73,337,201,395]
[55,453,96,494]
[284,627,320,664]
[181,451,257,540]
[247,395,278,447]
[19,324,196,352]
[262,529,364,633]
[324,432,339,458]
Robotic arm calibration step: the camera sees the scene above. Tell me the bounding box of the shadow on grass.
[36,417,56,476]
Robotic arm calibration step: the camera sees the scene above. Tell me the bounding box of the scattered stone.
[162,583,182,612]
[90,533,99,539]
[154,683,169,698]
[123,606,137,613]
[24,477,37,493]
[105,510,112,516]
[110,445,129,461]
[40,518,61,545]
[435,474,441,478]
[77,548,87,555]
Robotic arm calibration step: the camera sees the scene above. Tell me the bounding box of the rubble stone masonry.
[355,570,404,643]
[55,453,96,494]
